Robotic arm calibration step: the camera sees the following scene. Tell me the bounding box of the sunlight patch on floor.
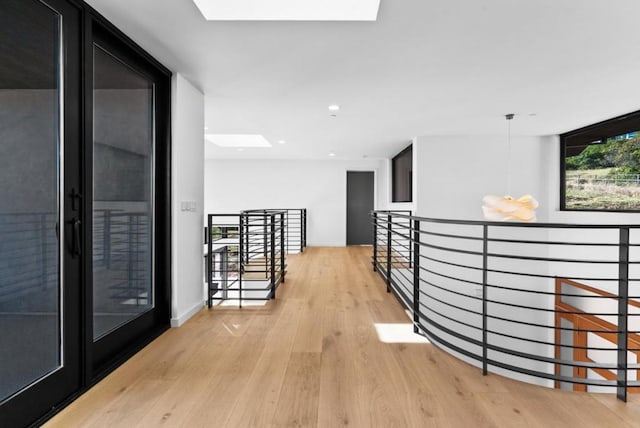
[374,323,430,344]
[222,322,245,336]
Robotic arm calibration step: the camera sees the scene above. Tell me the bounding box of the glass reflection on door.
[0,0,62,401]
[93,45,154,340]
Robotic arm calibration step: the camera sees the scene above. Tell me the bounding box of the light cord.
[506,114,513,196]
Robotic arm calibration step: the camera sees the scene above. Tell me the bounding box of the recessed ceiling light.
[328,152,336,157]
[237,148,244,152]
[192,0,380,21]
[278,140,286,145]
[205,134,272,148]
[328,104,340,112]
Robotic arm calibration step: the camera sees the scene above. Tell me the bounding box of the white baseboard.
[306,242,343,247]
[171,300,204,327]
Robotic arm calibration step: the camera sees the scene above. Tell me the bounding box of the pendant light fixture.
[481,114,539,222]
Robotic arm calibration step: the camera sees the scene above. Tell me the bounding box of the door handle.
[70,217,82,257]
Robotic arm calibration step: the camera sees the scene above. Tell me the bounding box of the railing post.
[280,212,285,283]
[270,214,276,299]
[302,209,307,252]
[239,214,244,309]
[263,212,268,259]
[373,212,377,272]
[207,215,213,308]
[386,214,392,293]
[285,210,289,254]
[482,224,489,376]
[617,226,630,402]
[242,216,246,263]
[413,219,420,334]
[221,246,228,301]
[409,214,413,268]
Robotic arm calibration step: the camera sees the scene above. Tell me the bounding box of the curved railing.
[372,210,640,401]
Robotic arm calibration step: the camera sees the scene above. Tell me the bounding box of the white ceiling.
[86,0,640,160]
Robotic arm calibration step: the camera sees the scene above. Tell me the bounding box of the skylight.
[192,0,380,21]
[205,134,272,148]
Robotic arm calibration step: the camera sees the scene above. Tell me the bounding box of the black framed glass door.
[87,22,171,372]
[0,0,82,426]
[0,1,171,426]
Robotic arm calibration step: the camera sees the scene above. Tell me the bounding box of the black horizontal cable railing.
[93,210,151,305]
[243,208,306,254]
[372,210,640,402]
[0,210,148,311]
[206,210,292,308]
[0,213,57,309]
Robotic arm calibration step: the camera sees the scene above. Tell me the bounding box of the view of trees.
[566,133,640,174]
[565,132,640,210]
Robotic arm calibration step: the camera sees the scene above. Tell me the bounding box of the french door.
[0,1,82,426]
[87,15,171,375]
[0,1,171,426]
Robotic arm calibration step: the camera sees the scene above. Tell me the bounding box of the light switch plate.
[180,201,197,212]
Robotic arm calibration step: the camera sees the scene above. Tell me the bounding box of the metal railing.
[0,213,57,308]
[567,173,640,186]
[206,211,287,308]
[372,210,640,401]
[93,210,151,304]
[243,208,306,255]
[0,210,149,309]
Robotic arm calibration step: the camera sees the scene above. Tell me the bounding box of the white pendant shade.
[482,194,539,222]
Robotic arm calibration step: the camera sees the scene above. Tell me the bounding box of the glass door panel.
[1,1,168,424]
[0,0,62,402]
[92,45,154,340]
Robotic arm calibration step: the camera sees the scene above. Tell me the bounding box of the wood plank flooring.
[46,246,640,427]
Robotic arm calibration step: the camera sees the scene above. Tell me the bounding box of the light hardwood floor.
[47,247,640,427]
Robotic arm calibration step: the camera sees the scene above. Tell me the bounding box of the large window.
[392,144,412,202]
[561,111,640,211]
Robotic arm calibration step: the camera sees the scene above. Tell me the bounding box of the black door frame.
[83,10,172,379]
[1,1,172,426]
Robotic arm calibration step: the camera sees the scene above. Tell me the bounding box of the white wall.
[406,134,555,387]
[171,73,205,327]
[400,132,639,390]
[409,133,640,224]
[414,134,551,221]
[204,158,384,246]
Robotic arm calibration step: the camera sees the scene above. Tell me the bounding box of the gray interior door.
[347,171,374,245]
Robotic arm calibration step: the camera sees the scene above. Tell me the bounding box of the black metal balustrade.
[0,210,149,310]
[372,210,640,401]
[206,210,291,308]
[93,210,150,305]
[0,213,57,308]
[243,208,306,255]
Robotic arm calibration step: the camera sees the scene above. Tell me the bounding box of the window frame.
[391,144,413,203]
[560,109,640,212]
